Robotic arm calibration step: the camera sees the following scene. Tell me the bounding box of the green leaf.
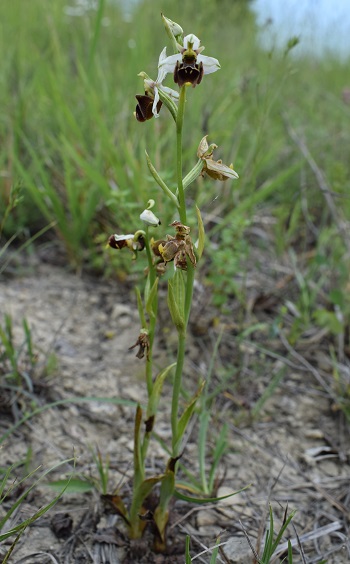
[147,363,176,419]
[313,309,343,335]
[0,458,75,542]
[135,286,147,328]
[174,381,205,453]
[210,537,221,563]
[154,467,175,545]
[174,484,250,504]
[185,535,192,563]
[47,478,94,494]
[133,405,144,489]
[134,474,165,504]
[145,277,159,320]
[145,151,179,207]
[167,270,186,334]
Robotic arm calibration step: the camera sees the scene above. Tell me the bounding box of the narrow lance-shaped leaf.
[145,151,179,207]
[209,537,221,564]
[185,536,192,564]
[133,405,144,490]
[147,363,176,419]
[133,474,165,509]
[154,464,176,549]
[174,381,205,453]
[174,484,251,504]
[167,270,186,334]
[0,457,76,542]
[145,277,159,319]
[129,473,165,539]
[102,493,130,526]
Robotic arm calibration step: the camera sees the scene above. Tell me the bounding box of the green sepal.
[145,277,159,320]
[145,151,179,207]
[167,269,186,334]
[195,205,205,259]
[147,363,176,420]
[174,381,205,453]
[182,159,205,191]
[158,88,178,122]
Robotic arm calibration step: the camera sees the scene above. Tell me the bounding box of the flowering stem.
[170,85,197,457]
[171,329,186,456]
[144,228,156,397]
[176,85,187,224]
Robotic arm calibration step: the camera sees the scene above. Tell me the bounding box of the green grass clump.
[1,0,348,267]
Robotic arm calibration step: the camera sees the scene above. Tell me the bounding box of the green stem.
[176,85,187,224]
[144,228,157,398]
[171,86,196,457]
[171,331,186,456]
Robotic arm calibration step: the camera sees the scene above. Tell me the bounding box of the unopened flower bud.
[140,209,161,226]
[162,14,183,42]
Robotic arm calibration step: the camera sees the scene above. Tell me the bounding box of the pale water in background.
[251,0,350,59]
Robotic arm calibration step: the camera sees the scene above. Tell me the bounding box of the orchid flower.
[158,34,220,87]
[136,47,179,120]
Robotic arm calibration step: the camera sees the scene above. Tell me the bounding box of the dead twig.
[273,520,342,558]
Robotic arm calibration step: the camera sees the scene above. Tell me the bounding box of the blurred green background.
[1,0,349,330]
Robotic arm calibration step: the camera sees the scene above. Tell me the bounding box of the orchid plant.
[108,14,238,552]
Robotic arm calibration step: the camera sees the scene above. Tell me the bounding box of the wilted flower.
[136,48,179,121]
[197,135,239,181]
[159,34,220,87]
[157,221,196,270]
[129,329,150,359]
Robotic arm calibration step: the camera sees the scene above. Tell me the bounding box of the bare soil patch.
[1,255,349,563]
